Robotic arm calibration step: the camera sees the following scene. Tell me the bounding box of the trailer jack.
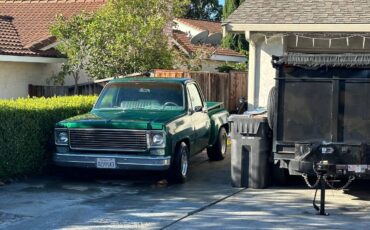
[307,161,356,216]
[313,162,329,216]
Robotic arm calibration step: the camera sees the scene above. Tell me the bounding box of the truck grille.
[69,129,148,152]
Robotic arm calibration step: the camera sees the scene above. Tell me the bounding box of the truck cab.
[54,78,229,183]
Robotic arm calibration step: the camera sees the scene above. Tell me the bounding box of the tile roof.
[226,0,370,24]
[175,18,221,34]
[172,30,245,58]
[0,0,103,3]
[0,1,104,57]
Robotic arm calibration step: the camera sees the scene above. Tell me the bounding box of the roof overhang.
[0,55,66,63]
[171,38,191,56]
[40,41,61,51]
[225,23,370,34]
[210,54,247,63]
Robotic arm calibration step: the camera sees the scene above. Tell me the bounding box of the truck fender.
[209,111,229,146]
[171,137,191,155]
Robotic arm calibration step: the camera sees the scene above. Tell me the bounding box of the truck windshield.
[94,81,185,111]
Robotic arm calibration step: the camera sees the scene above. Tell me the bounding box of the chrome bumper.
[53,153,171,171]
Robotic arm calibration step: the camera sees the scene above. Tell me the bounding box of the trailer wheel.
[267,86,276,130]
[271,163,289,186]
[207,127,227,161]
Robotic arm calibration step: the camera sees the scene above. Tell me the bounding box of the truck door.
[187,83,211,153]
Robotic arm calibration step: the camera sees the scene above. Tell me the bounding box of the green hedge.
[0,96,98,180]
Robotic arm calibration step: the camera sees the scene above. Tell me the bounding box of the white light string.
[260,33,370,49]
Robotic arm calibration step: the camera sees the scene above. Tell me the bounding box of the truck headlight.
[55,129,69,146]
[153,134,164,145]
[148,131,166,148]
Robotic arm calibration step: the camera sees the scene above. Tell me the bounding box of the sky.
[219,0,225,6]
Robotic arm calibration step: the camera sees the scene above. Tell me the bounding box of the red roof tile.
[175,18,222,34]
[0,1,104,57]
[172,30,245,58]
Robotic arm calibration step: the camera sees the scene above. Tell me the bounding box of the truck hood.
[56,109,186,130]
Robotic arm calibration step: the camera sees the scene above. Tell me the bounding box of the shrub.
[217,62,248,73]
[0,96,97,180]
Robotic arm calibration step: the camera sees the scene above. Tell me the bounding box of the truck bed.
[206,102,224,111]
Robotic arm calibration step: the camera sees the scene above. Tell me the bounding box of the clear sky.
[219,0,225,6]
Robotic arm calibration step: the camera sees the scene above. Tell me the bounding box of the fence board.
[154,70,248,111]
[28,83,104,98]
[29,70,248,112]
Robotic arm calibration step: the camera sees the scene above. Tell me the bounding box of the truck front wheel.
[167,142,189,184]
[207,127,227,161]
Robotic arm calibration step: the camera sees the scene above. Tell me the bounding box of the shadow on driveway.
[1,151,370,229]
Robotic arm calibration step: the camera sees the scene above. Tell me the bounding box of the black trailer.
[269,53,370,179]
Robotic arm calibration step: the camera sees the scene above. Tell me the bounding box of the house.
[171,18,247,72]
[224,0,370,109]
[0,0,104,99]
[0,1,246,99]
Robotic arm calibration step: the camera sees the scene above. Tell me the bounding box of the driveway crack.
[160,188,246,229]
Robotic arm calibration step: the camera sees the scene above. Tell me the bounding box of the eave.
[224,23,370,34]
[0,55,67,63]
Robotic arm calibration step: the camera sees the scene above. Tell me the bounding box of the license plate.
[96,158,116,169]
[348,165,367,173]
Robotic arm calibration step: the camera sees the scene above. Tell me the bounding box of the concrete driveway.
[1,151,370,229]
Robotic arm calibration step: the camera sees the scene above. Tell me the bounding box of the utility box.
[229,115,271,189]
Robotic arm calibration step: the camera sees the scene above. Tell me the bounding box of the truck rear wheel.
[167,142,189,184]
[207,127,227,161]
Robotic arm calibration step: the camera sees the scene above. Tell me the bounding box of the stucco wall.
[0,61,91,99]
[248,36,284,109]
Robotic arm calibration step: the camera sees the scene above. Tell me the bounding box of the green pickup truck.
[54,77,229,183]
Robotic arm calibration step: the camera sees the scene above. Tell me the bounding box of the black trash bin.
[229,115,271,189]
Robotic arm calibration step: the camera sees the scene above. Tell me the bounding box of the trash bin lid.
[229,115,269,137]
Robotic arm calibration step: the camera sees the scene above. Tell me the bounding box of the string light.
[296,35,299,47]
[259,33,370,49]
[363,37,366,49]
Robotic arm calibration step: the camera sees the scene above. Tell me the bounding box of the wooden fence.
[28,82,105,98]
[28,70,248,111]
[155,70,248,111]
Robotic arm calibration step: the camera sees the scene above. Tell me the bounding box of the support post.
[319,176,328,215]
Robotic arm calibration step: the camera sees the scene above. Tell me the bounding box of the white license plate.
[96,158,116,169]
[348,165,367,173]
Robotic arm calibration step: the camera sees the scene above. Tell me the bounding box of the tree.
[222,0,248,53]
[51,13,92,93]
[52,0,189,80]
[184,0,222,21]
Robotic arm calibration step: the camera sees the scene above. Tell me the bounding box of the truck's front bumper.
[53,153,171,171]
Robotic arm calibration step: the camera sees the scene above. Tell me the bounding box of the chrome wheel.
[180,149,188,177]
[221,131,227,154]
